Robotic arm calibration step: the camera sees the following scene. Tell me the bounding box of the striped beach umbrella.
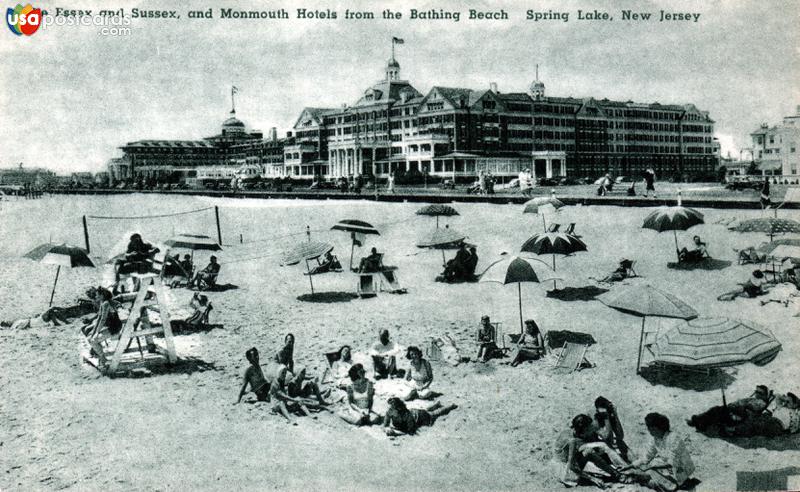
[523,192,565,232]
[417,227,467,265]
[651,317,781,369]
[281,240,334,294]
[164,233,222,251]
[480,255,558,333]
[416,204,459,228]
[642,195,705,261]
[733,217,800,241]
[331,220,380,270]
[24,243,95,306]
[520,232,587,289]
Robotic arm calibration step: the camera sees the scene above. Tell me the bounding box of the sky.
[0,0,798,173]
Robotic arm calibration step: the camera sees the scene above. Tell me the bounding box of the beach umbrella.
[767,244,800,264]
[523,192,565,232]
[164,233,222,252]
[520,232,587,290]
[331,219,380,270]
[480,255,557,333]
[24,243,95,306]
[597,284,698,373]
[280,240,334,294]
[651,317,781,369]
[733,217,800,241]
[642,194,704,261]
[416,204,459,228]
[758,238,800,254]
[416,227,467,266]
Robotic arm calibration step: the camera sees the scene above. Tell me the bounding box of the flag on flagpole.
[232,86,240,94]
[761,179,771,209]
[392,37,404,44]
[352,232,366,247]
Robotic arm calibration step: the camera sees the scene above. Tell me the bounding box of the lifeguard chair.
[84,251,177,376]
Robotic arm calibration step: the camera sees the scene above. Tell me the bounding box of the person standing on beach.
[387,172,395,193]
[643,168,656,198]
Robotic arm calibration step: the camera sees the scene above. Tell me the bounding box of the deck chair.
[379,270,407,293]
[553,342,593,374]
[547,223,561,233]
[620,259,638,278]
[564,223,580,237]
[357,273,378,298]
[736,247,766,265]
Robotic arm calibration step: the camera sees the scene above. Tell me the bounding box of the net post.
[214,206,222,246]
[82,215,91,253]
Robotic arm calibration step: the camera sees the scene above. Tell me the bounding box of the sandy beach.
[1,193,798,491]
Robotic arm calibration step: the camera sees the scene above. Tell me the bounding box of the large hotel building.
[116,54,717,183]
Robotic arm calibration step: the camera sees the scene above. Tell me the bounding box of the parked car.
[538,177,559,187]
[725,176,763,191]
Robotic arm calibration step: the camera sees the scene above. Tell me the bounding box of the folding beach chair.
[564,223,580,237]
[553,342,593,374]
[379,269,407,294]
[547,223,561,233]
[357,273,377,298]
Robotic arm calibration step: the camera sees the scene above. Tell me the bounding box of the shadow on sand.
[640,365,736,392]
[171,322,224,335]
[667,259,733,271]
[297,291,359,303]
[546,285,609,302]
[206,283,239,292]
[149,356,221,376]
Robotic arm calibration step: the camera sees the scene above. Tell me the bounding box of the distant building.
[71,172,95,185]
[107,157,132,183]
[0,165,57,187]
[118,106,289,184]
[290,53,718,181]
[750,105,800,177]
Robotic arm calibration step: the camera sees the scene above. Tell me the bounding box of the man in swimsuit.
[236,347,271,403]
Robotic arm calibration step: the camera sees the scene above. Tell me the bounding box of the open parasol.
[416,204,459,228]
[417,227,467,266]
[281,240,334,293]
[597,284,698,373]
[520,232,587,290]
[164,233,222,252]
[331,219,380,270]
[733,217,800,242]
[24,243,95,306]
[642,193,704,261]
[480,255,558,333]
[522,192,565,232]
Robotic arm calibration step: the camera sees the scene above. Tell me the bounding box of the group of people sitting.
[556,398,695,491]
[437,243,479,283]
[687,384,800,438]
[236,329,457,435]
[476,317,546,366]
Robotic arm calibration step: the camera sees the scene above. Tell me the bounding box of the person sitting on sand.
[620,413,695,492]
[476,315,500,362]
[275,333,295,373]
[687,384,772,432]
[383,397,457,436]
[554,414,626,487]
[188,255,220,289]
[180,254,194,277]
[236,347,271,403]
[358,247,383,273]
[510,319,545,367]
[404,346,436,401]
[163,254,183,276]
[594,397,630,461]
[371,329,400,379]
[328,345,354,385]
[84,288,122,340]
[678,236,709,263]
[337,364,382,426]
[601,259,636,283]
[264,360,330,423]
[465,246,479,280]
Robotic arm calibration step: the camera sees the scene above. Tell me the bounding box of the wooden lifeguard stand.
[84,252,178,376]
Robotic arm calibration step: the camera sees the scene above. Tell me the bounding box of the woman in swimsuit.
[276,333,295,373]
[237,347,271,403]
[404,346,435,401]
[384,397,457,436]
[337,363,381,426]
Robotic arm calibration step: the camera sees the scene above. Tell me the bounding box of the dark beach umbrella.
[520,232,587,289]
[758,238,800,254]
[597,284,698,373]
[522,194,565,232]
[479,255,557,333]
[642,196,705,261]
[281,240,334,294]
[417,227,467,266]
[733,217,800,241]
[164,233,222,252]
[651,317,781,370]
[416,204,459,228]
[331,219,380,270]
[24,243,95,306]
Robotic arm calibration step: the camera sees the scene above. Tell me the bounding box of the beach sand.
[0,194,798,491]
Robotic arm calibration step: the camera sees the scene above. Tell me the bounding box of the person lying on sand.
[717,270,771,301]
[599,259,636,283]
[371,329,401,379]
[236,347,271,403]
[337,364,382,426]
[404,346,437,401]
[383,397,457,436]
[687,385,772,432]
[619,413,695,492]
[720,392,800,437]
[554,414,627,487]
[678,236,709,263]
